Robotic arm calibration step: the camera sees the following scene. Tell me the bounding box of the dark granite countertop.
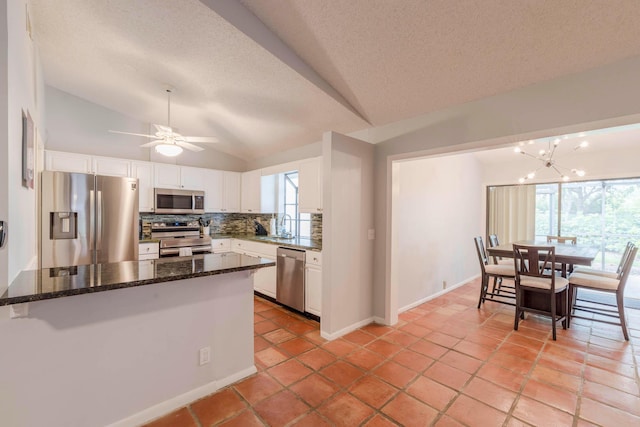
[139,238,160,243]
[0,253,275,306]
[209,234,322,251]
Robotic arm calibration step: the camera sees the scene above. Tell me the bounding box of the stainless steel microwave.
[154,188,205,214]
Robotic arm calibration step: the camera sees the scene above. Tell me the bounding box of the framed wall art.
[22,109,34,189]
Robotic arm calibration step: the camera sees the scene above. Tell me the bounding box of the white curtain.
[488,185,536,243]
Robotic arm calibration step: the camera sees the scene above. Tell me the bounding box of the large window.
[531,178,640,273]
[283,172,311,238]
[534,183,558,238]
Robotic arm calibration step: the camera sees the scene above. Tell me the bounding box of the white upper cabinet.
[92,156,130,177]
[223,171,241,212]
[204,169,224,212]
[180,166,206,191]
[204,170,241,213]
[241,170,276,213]
[153,164,182,189]
[131,161,154,212]
[154,164,206,190]
[45,150,92,174]
[45,150,132,178]
[299,157,323,213]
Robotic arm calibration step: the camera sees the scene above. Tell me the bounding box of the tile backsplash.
[140,212,322,240]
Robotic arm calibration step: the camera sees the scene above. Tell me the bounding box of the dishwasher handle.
[277,247,306,262]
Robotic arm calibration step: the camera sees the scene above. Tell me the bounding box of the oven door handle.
[192,194,195,212]
[160,245,212,256]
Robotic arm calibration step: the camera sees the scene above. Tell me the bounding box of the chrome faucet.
[279,214,293,238]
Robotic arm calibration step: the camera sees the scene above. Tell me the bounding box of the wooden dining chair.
[547,235,577,245]
[568,244,637,340]
[513,244,569,340]
[488,234,512,297]
[546,235,578,274]
[488,234,511,265]
[572,241,634,279]
[474,236,516,308]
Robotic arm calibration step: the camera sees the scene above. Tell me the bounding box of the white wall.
[2,0,43,287]
[246,140,322,171]
[392,154,483,310]
[44,85,248,171]
[0,1,9,288]
[372,55,640,324]
[0,273,255,427]
[321,131,375,338]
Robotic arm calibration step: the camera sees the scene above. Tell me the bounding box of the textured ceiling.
[28,0,640,162]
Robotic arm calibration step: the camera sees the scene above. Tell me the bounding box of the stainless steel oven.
[154,188,205,214]
[151,220,212,257]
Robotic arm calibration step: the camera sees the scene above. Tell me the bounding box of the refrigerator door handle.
[96,190,103,251]
[89,189,95,252]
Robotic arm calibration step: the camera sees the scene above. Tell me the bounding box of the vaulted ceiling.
[28,0,640,161]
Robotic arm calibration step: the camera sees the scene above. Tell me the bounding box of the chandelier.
[515,137,588,183]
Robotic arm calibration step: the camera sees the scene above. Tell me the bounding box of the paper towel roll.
[179,247,192,257]
[269,218,276,236]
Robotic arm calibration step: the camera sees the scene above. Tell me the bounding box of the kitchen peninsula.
[1,252,274,305]
[0,253,275,427]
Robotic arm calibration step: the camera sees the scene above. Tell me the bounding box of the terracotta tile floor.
[144,278,640,426]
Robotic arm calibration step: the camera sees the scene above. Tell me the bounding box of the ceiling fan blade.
[153,124,172,133]
[183,136,220,143]
[109,130,156,139]
[139,140,165,148]
[176,141,205,152]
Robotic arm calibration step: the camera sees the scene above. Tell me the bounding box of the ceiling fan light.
[155,143,183,157]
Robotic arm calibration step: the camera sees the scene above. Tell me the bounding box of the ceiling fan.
[109,89,219,157]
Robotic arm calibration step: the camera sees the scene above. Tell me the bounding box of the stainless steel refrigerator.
[41,171,139,268]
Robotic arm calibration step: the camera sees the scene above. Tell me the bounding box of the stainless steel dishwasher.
[276,247,306,312]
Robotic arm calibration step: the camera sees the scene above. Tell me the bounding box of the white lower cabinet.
[211,238,231,253]
[138,242,159,260]
[305,250,322,317]
[230,240,321,312]
[231,239,277,298]
[138,260,155,279]
[253,256,277,298]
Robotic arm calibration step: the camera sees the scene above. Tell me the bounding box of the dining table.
[487,239,599,278]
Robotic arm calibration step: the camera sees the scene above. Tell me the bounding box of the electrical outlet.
[199,347,211,366]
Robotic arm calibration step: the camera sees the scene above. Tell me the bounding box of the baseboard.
[216,365,257,389]
[107,365,257,427]
[372,316,387,325]
[320,316,374,341]
[399,274,479,313]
